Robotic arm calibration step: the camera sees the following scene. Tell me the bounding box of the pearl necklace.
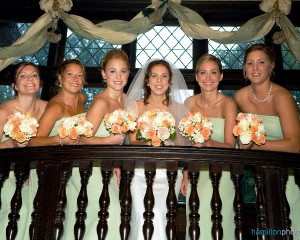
[251,83,272,103]
[60,93,78,109]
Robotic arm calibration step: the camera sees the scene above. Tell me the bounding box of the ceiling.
[1,1,300,25]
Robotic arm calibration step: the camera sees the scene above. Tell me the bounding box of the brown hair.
[243,44,276,80]
[143,59,172,106]
[51,59,86,96]
[56,59,86,85]
[12,62,41,96]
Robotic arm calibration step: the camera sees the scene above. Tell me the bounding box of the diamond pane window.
[0,85,42,103]
[14,23,49,65]
[136,26,193,69]
[208,26,265,69]
[65,30,121,67]
[282,27,300,70]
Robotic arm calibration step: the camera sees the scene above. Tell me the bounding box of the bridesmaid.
[29,59,86,147]
[28,59,90,240]
[234,44,300,236]
[181,54,237,240]
[0,62,47,240]
[80,49,130,239]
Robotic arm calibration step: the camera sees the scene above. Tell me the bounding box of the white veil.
[125,59,191,111]
[125,59,192,146]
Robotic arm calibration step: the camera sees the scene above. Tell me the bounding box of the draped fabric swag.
[0,0,299,71]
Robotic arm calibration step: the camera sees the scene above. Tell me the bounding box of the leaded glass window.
[14,23,50,65]
[136,26,193,69]
[282,27,300,70]
[0,85,42,103]
[82,88,104,110]
[208,26,264,69]
[64,30,121,67]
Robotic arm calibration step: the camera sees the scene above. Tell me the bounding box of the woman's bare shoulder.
[0,99,16,114]
[234,86,248,98]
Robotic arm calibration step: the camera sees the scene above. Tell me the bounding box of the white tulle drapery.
[0,0,299,71]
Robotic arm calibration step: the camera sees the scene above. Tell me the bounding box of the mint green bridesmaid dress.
[258,115,300,240]
[0,136,35,240]
[186,117,235,240]
[42,113,121,240]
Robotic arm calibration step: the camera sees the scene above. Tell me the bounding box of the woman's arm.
[81,96,124,145]
[29,103,64,146]
[0,107,12,148]
[251,92,300,153]
[201,98,237,148]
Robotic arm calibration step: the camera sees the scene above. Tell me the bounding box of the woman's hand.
[114,168,121,185]
[192,142,204,148]
[60,136,80,145]
[180,170,189,196]
[108,133,125,145]
[13,139,29,148]
[238,140,253,150]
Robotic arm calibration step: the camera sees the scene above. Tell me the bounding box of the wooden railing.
[0,145,299,240]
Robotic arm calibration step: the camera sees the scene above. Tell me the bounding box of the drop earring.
[59,83,62,87]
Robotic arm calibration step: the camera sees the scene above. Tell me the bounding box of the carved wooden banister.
[74,160,92,240]
[0,145,299,240]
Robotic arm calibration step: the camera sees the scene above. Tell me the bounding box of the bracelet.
[59,137,63,146]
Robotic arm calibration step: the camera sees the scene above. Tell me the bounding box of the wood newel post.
[0,161,10,210]
[30,161,45,240]
[120,160,135,240]
[231,164,245,240]
[143,161,156,240]
[166,161,178,240]
[6,162,30,240]
[255,166,267,240]
[188,161,200,240]
[97,160,113,240]
[210,163,223,240]
[74,160,92,240]
[53,160,72,240]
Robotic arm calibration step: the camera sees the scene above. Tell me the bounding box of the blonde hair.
[195,54,223,74]
[100,49,129,70]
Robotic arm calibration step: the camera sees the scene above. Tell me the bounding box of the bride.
[125,59,191,239]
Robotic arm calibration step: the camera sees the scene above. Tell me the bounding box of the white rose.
[157,127,170,141]
[63,117,77,129]
[239,131,252,145]
[194,133,204,143]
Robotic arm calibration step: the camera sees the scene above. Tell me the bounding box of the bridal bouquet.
[104,109,137,134]
[136,109,176,147]
[233,113,266,145]
[178,112,213,144]
[58,116,93,139]
[3,111,39,143]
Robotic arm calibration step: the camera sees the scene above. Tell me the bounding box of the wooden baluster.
[188,161,200,240]
[231,164,244,240]
[294,168,300,190]
[165,161,178,240]
[120,160,135,240]
[281,168,292,240]
[53,161,72,240]
[97,161,113,240]
[143,161,156,240]
[210,163,223,240]
[74,161,92,240]
[255,166,267,240]
[6,162,30,240]
[30,161,45,239]
[0,161,10,210]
